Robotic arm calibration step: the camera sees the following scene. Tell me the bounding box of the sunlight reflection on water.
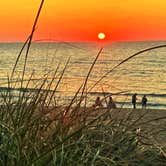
[0,41,165,109]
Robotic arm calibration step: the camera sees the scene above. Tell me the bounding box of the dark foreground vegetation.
[0,88,166,166]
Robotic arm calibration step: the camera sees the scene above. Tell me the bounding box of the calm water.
[0,41,165,109]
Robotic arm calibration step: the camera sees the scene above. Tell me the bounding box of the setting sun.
[98,32,106,40]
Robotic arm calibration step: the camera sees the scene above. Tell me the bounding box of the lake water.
[0,41,165,109]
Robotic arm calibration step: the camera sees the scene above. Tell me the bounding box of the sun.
[98,32,106,40]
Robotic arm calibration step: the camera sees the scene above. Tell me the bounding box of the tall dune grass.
[0,0,166,165]
[0,82,166,165]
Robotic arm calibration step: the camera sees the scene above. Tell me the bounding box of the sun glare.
[98,32,106,40]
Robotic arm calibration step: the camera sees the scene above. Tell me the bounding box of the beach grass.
[0,83,166,166]
[1,61,166,166]
[0,52,166,165]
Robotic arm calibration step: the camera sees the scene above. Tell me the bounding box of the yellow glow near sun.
[98,32,106,40]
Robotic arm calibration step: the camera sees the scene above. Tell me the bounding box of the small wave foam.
[89,92,166,98]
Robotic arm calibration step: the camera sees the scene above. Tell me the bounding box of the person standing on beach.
[107,96,116,109]
[132,93,137,109]
[142,95,148,109]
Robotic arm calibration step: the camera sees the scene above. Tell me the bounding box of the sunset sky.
[1,0,166,42]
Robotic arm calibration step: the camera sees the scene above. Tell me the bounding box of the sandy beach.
[34,106,165,152]
[39,106,166,143]
[40,106,166,125]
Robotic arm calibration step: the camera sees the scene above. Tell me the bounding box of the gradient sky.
[1,0,166,42]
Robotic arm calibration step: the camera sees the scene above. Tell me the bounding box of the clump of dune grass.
[0,45,166,166]
[0,0,166,165]
[0,82,166,165]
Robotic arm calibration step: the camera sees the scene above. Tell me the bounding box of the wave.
[0,87,165,98]
[72,59,121,65]
[115,101,166,107]
[89,92,166,98]
[121,93,166,98]
[0,86,165,109]
[0,86,59,93]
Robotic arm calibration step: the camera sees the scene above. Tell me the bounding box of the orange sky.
[1,0,166,42]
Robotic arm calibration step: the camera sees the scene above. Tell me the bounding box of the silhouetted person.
[107,96,116,109]
[132,93,137,109]
[142,95,147,109]
[94,96,103,108]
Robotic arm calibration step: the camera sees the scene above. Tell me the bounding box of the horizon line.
[1,39,166,44]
